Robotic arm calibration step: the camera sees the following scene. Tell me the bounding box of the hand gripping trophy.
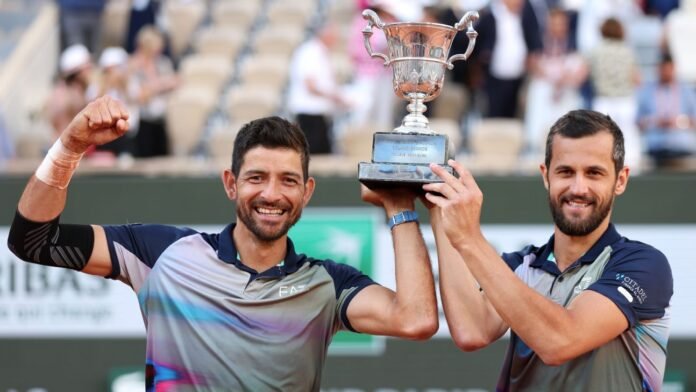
[358,9,479,188]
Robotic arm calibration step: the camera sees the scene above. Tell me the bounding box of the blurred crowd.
[47,0,178,163]
[1,0,695,173]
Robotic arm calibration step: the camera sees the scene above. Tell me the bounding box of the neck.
[552,220,610,271]
[232,223,287,272]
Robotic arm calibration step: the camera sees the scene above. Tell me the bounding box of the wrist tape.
[35,139,84,189]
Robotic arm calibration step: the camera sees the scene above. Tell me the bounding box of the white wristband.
[35,139,84,189]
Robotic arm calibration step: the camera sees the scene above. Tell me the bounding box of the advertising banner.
[1,214,694,341]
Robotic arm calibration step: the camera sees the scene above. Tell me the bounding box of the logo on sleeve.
[615,274,647,304]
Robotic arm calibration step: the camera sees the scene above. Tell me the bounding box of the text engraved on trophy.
[372,133,447,165]
[392,141,431,159]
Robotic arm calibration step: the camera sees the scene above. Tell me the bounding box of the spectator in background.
[589,18,642,172]
[347,0,399,129]
[45,44,92,140]
[287,24,347,154]
[57,0,106,53]
[525,8,587,152]
[125,0,161,53]
[129,26,178,158]
[87,47,139,158]
[473,0,543,118]
[637,53,696,166]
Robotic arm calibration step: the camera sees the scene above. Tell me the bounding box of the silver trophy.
[358,9,479,187]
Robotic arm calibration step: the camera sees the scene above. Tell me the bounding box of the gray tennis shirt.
[103,223,376,391]
[497,224,673,392]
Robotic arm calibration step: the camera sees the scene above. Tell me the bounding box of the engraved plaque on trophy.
[358,9,479,188]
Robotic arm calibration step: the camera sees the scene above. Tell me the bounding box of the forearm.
[390,221,438,337]
[432,216,506,349]
[455,236,577,359]
[18,131,88,221]
[18,176,69,221]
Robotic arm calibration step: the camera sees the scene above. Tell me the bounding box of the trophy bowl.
[357,9,479,188]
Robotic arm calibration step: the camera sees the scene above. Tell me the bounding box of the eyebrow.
[553,165,609,173]
[242,169,303,179]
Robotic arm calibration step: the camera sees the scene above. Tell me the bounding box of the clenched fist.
[60,95,130,153]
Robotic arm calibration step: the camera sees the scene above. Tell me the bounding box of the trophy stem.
[395,93,433,134]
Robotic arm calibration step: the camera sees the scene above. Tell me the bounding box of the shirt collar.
[531,223,622,271]
[217,223,305,275]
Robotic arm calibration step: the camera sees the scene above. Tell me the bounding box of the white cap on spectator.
[99,47,129,69]
[59,44,91,76]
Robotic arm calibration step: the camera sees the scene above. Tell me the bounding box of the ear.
[539,163,549,191]
[302,177,316,207]
[221,169,237,201]
[614,166,630,196]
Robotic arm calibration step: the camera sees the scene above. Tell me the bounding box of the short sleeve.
[103,224,197,290]
[586,245,673,327]
[502,245,538,271]
[320,260,378,332]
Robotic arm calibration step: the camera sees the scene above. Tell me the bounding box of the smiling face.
[541,132,628,237]
[223,146,315,243]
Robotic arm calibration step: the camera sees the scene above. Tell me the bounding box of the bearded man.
[7,96,438,391]
[424,110,673,391]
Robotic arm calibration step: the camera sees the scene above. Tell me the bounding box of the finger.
[422,181,459,200]
[115,119,130,134]
[84,104,102,129]
[108,97,130,121]
[423,191,448,208]
[430,163,467,193]
[97,98,113,126]
[448,160,481,193]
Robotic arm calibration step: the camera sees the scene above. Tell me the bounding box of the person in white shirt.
[287,24,346,154]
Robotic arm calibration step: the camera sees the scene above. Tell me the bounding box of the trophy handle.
[362,9,390,65]
[446,11,479,69]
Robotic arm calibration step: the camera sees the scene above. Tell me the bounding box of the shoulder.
[105,223,200,239]
[104,223,204,255]
[610,238,670,267]
[311,258,361,275]
[502,244,543,271]
[602,238,673,303]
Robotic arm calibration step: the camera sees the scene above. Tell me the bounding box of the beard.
[236,198,303,242]
[548,191,613,237]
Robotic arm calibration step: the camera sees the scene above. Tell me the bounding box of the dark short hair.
[231,116,311,181]
[545,110,625,174]
[600,18,624,40]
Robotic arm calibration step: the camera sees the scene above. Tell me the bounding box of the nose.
[569,174,590,196]
[259,178,283,202]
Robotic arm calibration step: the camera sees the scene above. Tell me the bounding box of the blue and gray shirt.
[103,223,376,391]
[497,224,673,392]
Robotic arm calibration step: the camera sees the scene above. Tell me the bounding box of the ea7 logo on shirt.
[279,285,306,297]
[615,273,647,304]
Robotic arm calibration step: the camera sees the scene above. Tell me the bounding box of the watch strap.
[388,210,419,229]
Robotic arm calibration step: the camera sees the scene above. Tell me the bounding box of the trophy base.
[358,162,454,189]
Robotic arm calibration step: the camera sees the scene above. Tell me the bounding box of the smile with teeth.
[566,200,591,208]
[255,207,285,215]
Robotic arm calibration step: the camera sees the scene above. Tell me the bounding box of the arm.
[429,206,508,350]
[8,96,130,277]
[345,186,438,340]
[423,161,629,365]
